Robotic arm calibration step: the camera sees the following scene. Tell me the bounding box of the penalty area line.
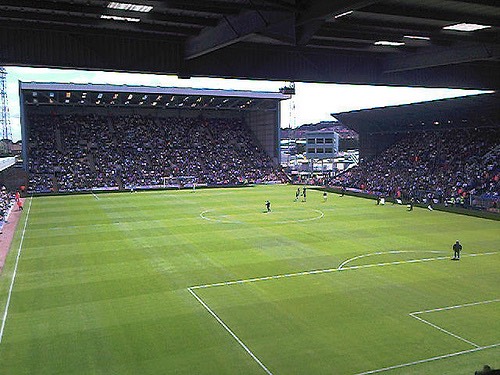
[188,251,499,374]
[409,313,480,348]
[189,251,498,290]
[408,299,500,350]
[187,287,273,375]
[410,298,500,315]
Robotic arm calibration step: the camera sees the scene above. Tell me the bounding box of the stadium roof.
[0,157,16,173]
[1,1,499,89]
[20,82,290,111]
[332,92,500,134]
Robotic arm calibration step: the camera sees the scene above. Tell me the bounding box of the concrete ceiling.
[1,0,499,88]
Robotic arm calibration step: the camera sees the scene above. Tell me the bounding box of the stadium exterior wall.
[244,109,280,164]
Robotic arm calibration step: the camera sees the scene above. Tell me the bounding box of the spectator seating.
[27,113,286,193]
[331,127,500,206]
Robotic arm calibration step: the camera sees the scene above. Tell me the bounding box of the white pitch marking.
[0,196,32,344]
[337,250,448,270]
[189,252,498,290]
[409,313,481,348]
[91,190,100,200]
[188,251,499,374]
[200,210,238,224]
[338,250,497,271]
[275,209,324,224]
[410,299,500,315]
[354,343,500,375]
[188,288,273,375]
[200,209,324,224]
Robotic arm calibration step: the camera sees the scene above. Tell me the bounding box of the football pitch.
[0,184,498,375]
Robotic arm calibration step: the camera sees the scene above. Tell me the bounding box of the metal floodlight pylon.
[0,67,12,141]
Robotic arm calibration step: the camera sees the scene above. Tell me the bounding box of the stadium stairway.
[55,127,63,152]
[86,152,97,173]
[51,175,58,193]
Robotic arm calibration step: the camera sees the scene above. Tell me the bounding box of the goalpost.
[162,176,197,189]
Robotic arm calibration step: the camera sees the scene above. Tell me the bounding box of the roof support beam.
[384,43,500,73]
[364,0,500,27]
[295,0,380,45]
[184,9,294,60]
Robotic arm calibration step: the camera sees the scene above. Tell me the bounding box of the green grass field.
[0,184,498,375]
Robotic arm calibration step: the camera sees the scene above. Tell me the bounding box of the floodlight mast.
[0,67,12,141]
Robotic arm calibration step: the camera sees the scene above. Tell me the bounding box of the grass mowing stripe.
[0,196,32,344]
[187,287,274,375]
[2,185,498,374]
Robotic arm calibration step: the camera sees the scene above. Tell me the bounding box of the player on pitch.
[452,240,462,260]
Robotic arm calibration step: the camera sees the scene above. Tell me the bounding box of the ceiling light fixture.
[403,35,431,40]
[334,10,353,19]
[101,14,140,22]
[107,2,153,13]
[374,41,405,46]
[443,23,491,32]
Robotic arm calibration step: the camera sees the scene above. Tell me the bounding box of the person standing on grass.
[294,187,300,202]
[407,197,414,211]
[452,240,462,260]
[323,191,328,202]
[265,200,271,212]
[302,187,307,202]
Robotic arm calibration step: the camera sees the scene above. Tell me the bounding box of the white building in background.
[305,130,339,159]
[281,122,359,174]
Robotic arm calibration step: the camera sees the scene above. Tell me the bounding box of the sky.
[4,66,489,142]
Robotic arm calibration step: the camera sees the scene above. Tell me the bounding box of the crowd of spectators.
[0,186,16,233]
[27,113,286,193]
[25,112,500,210]
[330,127,500,208]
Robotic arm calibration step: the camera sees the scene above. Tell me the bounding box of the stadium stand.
[0,186,16,233]
[330,127,500,209]
[27,113,286,193]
